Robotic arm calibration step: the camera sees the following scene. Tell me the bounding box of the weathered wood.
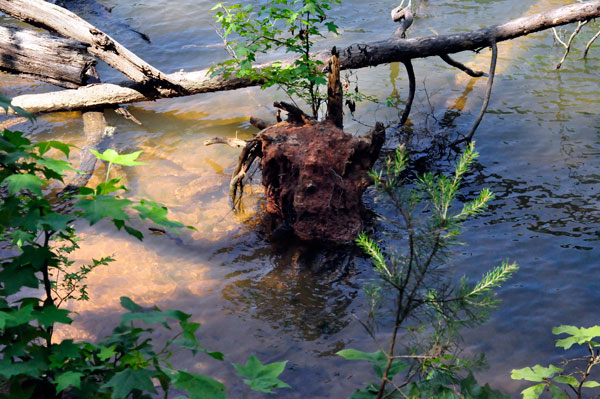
[0,25,94,88]
[0,0,181,89]
[326,48,343,129]
[10,0,600,114]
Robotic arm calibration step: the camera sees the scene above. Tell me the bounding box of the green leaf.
[90,149,147,167]
[582,381,600,388]
[0,311,14,329]
[337,349,381,362]
[76,195,132,225]
[36,158,77,176]
[549,385,568,399]
[49,340,82,366]
[36,140,71,157]
[38,213,73,232]
[4,174,44,196]
[511,365,561,382]
[97,344,118,361]
[102,368,156,399]
[553,325,600,349]
[120,296,142,312]
[521,384,546,399]
[233,355,291,393]
[56,371,83,393]
[172,371,226,399]
[133,199,184,231]
[33,305,72,327]
[553,375,578,386]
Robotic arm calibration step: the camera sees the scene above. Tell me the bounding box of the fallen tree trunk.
[9,0,600,114]
[0,25,94,88]
[0,0,182,90]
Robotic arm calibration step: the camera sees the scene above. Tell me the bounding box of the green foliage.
[212,0,340,117]
[341,143,516,399]
[233,355,291,393]
[0,118,290,398]
[511,325,600,399]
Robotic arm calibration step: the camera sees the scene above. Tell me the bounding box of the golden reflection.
[447,0,574,111]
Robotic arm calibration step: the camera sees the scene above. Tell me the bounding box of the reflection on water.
[4,0,600,397]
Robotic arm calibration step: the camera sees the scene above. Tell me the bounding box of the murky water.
[3,0,600,396]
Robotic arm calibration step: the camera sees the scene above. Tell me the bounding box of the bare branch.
[584,29,600,58]
[455,41,498,144]
[557,20,589,69]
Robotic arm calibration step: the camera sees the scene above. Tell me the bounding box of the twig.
[400,60,416,126]
[584,29,600,58]
[556,20,589,69]
[552,27,568,48]
[439,54,486,77]
[115,107,142,125]
[454,40,498,145]
[203,137,248,148]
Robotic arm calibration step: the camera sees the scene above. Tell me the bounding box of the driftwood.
[0,25,95,88]
[0,0,181,90]
[8,0,600,114]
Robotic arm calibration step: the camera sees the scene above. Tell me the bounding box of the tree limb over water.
[5,0,600,114]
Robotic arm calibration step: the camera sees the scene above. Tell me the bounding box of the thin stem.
[41,230,54,347]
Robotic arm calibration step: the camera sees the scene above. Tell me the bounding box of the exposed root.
[439,54,486,77]
[453,40,498,145]
[274,101,314,125]
[230,139,262,209]
[400,59,416,126]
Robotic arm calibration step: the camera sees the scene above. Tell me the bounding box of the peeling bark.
[0,0,181,90]
[0,25,94,88]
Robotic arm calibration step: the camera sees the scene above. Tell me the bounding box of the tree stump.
[258,119,385,243]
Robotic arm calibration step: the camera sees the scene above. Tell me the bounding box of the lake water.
[4,0,600,397]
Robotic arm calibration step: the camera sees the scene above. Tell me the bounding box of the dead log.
[9,0,600,114]
[0,0,182,90]
[0,25,94,88]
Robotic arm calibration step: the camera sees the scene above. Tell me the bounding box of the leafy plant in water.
[212,0,340,118]
[0,100,289,398]
[511,325,600,399]
[338,143,518,399]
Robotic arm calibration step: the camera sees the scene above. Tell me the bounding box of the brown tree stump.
[258,119,385,243]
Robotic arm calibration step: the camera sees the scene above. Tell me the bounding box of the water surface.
[3,0,600,396]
